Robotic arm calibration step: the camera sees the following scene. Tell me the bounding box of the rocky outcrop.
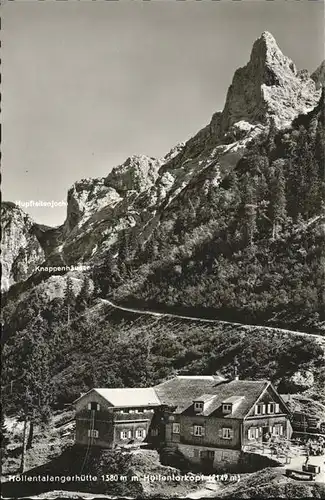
[63,155,162,236]
[1,203,45,291]
[57,155,163,264]
[221,32,321,131]
[311,60,325,89]
[104,155,162,194]
[287,371,315,391]
[64,177,122,234]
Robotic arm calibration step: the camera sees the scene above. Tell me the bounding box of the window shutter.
[143,429,146,438]
[128,430,132,438]
[120,431,124,439]
[190,426,194,435]
[262,404,266,414]
[202,427,205,437]
[248,428,252,440]
[229,429,234,439]
[218,429,223,438]
[280,425,283,436]
[87,403,91,410]
[267,404,270,413]
[97,404,100,411]
[88,429,91,437]
[254,405,259,415]
[275,403,280,413]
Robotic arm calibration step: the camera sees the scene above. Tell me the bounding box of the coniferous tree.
[134,242,144,264]
[241,174,257,247]
[117,231,130,268]
[64,276,75,325]
[266,117,277,157]
[92,251,115,298]
[315,122,325,179]
[295,126,314,219]
[144,237,157,261]
[226,170,243,226]
[270,160,287,239]
[10,327,53,470]
[305,157,322,218]
[0,411,9,466]
[76,275,91,312]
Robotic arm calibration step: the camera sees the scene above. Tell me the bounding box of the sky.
[2,0,324,226]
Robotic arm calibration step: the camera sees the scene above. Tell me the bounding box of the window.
[272,425,283,436]
[88,429,99,438]
[150,428,159,436]
[194,402,204,412]
[221,428,233,440]
[267,403,276,414]
[248,427,259,440]
[221,450,232,462]
[136,428,146,439]
[201,450,215,460]
[193,449,200,458]
[120,430,128,440]
[222,404,232,413]
[193,425,205,436]
[172,423,180,434]
[254,403,266,415]
[88,402,100,411]
[129,409,135,414]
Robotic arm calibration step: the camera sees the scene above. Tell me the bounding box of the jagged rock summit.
[221,31,321,131]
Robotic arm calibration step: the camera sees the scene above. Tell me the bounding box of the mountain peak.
[253,31,295,67]
[253,31,280,52]
[249,31,293,71]
[220,32,320,132]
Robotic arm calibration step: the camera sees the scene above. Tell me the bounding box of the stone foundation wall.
[177,444,241,470]
[166,444,281,473]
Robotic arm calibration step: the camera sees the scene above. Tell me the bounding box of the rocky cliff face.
[311,60,325,89]
[1,203,45,291]
[2,32,323,293]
